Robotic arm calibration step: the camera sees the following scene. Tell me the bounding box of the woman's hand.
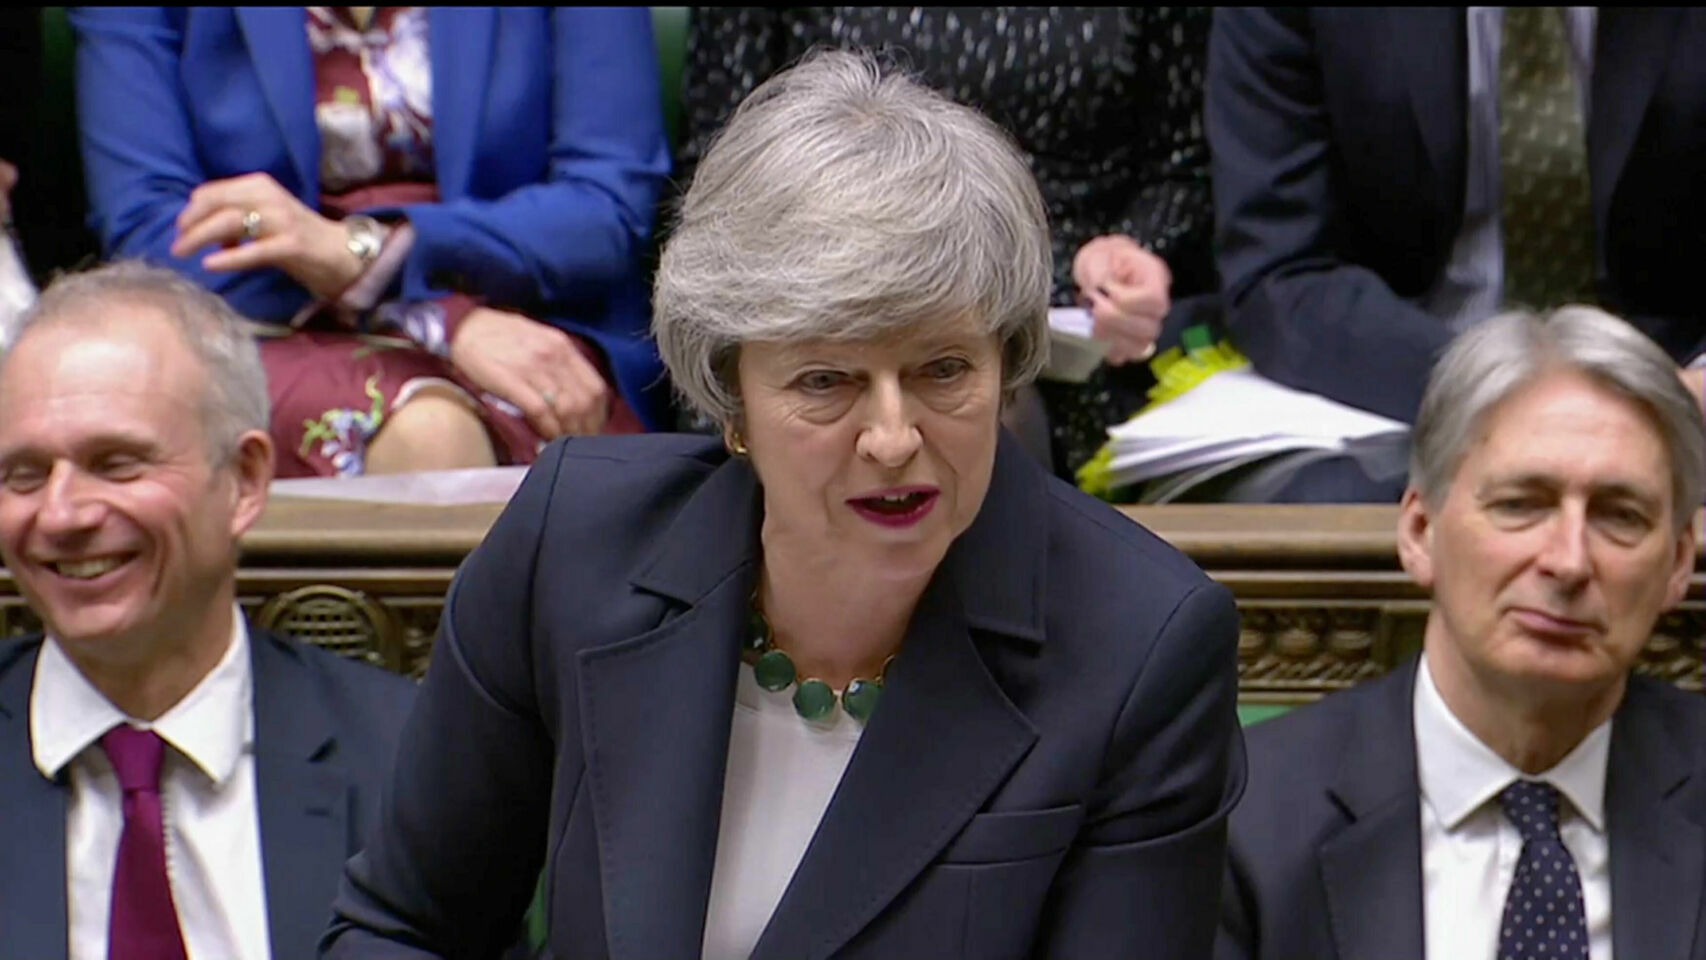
[450,307,611,438]
[1072,234,1172,366]
[172,172,364,300]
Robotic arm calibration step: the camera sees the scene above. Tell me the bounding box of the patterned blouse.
[304,6,468,353]
[680,7,1215,474]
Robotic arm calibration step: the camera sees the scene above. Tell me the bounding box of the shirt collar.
[30,607,254,786]
[1414,654,1609,833]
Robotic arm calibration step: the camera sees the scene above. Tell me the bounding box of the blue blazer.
[0,627,417,960]
[1208,8,1706,425]
[321,432,1246,959]
[1217,656,1706,960]
[71,7,673,426]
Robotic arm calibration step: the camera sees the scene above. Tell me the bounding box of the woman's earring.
[727,430,749,456]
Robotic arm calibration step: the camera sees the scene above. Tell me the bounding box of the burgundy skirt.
[258,328,642,478]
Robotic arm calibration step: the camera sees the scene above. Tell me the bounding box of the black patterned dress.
[679,6,1214,476]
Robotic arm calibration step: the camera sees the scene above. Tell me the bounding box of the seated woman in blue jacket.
[322,50,1244,960]
[72,7,671,477]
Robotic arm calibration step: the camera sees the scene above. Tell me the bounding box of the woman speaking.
[324,49,1244,960]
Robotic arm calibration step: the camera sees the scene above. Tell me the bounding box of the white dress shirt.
[1425,7,1599,332]
[31,609,273,960]
[1414,656,1611,960]
[701,664,863,960]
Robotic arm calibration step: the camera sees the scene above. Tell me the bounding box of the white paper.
[270,465,528,505]
[1047,306,1097,339]
[1042,307,1109,383]
[0,234,35,349]
[1099,367,1408,487]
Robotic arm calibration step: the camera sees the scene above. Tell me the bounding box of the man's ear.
[1396,486,1436,589]
[227,430,274,540]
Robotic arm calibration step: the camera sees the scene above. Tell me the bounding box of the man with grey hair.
[0,261,416,960]
[1218,306,1706,960]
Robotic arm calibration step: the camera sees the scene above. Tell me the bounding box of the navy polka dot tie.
[1497,780,1588,960]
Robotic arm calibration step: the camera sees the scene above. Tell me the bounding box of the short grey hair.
[1412,306,1706,530]
[5,260,270,460]
[654,48,1052,424]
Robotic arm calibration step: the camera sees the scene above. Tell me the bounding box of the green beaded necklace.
[741,601,892,724]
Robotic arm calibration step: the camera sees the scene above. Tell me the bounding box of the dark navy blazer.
[70,7,673,425]
[0,627,417,960]
[1208,8,1706,424]
[322,432,1246,959]
[1217,655,1706,960]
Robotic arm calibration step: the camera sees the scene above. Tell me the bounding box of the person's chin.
[861,533,953,581]
[35,591,151,650]
[1496,642,1623,695]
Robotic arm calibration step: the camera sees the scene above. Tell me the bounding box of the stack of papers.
[1099,367,1409,489]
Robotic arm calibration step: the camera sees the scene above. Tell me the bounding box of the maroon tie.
[100,726,189,960]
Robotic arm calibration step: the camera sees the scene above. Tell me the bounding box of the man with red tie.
[0,261,415,959]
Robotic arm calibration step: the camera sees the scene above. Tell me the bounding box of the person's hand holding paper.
[1072,233,1170,365]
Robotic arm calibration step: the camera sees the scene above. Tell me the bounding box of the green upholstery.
[651,6,689,150]
[1237,704,1292,727]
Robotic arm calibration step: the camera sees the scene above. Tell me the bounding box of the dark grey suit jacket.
[1217,655,1706,960]
[1209,7,1706,425]
[0,626,416,960]
[323,431,1245,960]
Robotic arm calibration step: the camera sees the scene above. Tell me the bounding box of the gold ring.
[241,209,263,242]
[541,390,557,408]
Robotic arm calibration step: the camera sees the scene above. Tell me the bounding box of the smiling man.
[1217,306,1706,960]
[0,261,415,960]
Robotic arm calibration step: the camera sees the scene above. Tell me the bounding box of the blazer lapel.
[251,630,352,960]
[748,578,1037,960]
[1589,9,1685,229]
[583,456,761,960]
[234,8,320,195]
[750,433,1046,960]
[1318,660,1425,960]
[426,7,496,198]
[1392,7,1468,219]
[0,642,70,960]
[1606,679,1704,960]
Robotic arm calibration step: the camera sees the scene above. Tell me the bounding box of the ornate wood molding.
[7,500,1697,706]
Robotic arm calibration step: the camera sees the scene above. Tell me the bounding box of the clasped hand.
[1072,234,1171,366]
[173,173,611,439]
[171,172,363,301]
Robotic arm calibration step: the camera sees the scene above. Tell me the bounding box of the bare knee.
[366,391,496,474]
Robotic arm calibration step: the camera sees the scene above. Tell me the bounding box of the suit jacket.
[0,627,417,960]
[1216,655,1706,960]
[70,7,672,426]
[322,431,1246,959]
[1208,7,1706,424]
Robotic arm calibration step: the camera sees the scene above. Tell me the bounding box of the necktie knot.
[1499,779,1564,845]
[101,725,167,795]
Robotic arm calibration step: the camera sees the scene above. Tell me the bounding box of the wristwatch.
[344,215,386,267]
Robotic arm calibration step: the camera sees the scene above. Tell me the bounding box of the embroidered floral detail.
[299,374,387,476]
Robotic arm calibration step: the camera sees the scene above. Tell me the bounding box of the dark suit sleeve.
[1214,833,1260,960]
[1031,581,1247,959]
[1207,7,1452,423]
[321,445,568,959]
